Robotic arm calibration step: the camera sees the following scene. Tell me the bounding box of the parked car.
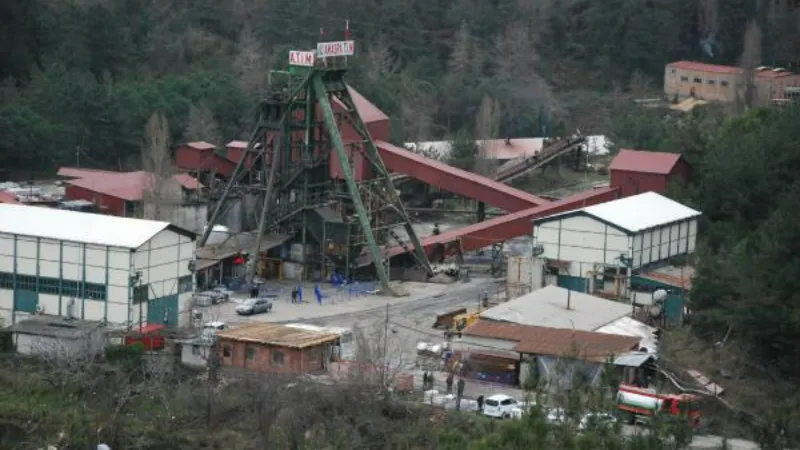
[579,412,618,431]
[235,298,273,316]
[482,394,518,419]
[545,407,567,424]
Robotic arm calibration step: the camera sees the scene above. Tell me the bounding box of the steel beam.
[311,74,399,296]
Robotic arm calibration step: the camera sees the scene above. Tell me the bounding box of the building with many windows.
[0,204,196,328]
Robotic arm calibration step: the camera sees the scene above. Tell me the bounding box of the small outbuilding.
[216,323,340,375]
[10,315,107,358]
[609,149,690,198]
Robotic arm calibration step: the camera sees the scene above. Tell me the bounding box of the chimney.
[505,137,511,145]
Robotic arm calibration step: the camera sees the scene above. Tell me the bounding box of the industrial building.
[664,61,800,104]
[531,192,701,295]
[0,204,196,328]
[609,150,690,198]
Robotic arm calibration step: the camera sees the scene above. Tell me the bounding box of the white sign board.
[316,40,355,58]
[289,50,315,67]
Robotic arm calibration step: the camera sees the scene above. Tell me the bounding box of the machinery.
[617,384,702,427]
[199,42,432,295]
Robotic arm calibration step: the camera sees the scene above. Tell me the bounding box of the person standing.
[446,372,454,395]
[291,287,298,304]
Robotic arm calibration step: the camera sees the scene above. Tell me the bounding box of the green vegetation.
[2,0,799,174]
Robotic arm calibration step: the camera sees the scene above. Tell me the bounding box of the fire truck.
[616,384,702,428]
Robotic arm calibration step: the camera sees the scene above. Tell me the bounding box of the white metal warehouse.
[0,204,196,328]
[531,192,701,293]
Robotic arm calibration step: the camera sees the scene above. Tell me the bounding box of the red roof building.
[609,149,690,198]
[665,61,800,104]
[58,167,202,217]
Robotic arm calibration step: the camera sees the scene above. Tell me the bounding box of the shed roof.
[216,323,340,349]
[58,167,202,201]
[594,316,659,354]
[334,85,389,123]
[609,149,684,175]
[226,140,248,149]
[480,285,632,331]
[462,321,639,362]
[10,315,105,339]
[0,203,194,248]
[536,192,701,234]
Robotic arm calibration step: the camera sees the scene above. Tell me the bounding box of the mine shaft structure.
[200,42,432,296]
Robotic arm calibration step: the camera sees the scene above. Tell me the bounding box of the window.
[272,349,285,365]
[680,76,689,82]
[0,272,12,289]
[693,78,702,83]
[62,280,79,297]
[84,282,107,301]
[707,79,716,85]
[133,284,149,304]
[222,345,232,358]
[721,80,730,87]
[246,346,256,362]
[16,274,36,291]
[39,277,60,295]
[178,275,193,294]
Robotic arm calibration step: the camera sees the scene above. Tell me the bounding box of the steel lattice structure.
[200,54,432,296]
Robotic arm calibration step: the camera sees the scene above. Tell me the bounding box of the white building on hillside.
[0,204,195,328]
[531,192,700,296]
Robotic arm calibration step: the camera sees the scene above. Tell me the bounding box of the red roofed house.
[57,167,205,230]
[609,149,690,198]
[665,61,800,104]
[0,191,21,204]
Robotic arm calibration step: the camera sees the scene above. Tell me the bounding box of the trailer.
[617,384,702,427]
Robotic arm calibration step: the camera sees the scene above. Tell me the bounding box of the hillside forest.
[2,0,800,446]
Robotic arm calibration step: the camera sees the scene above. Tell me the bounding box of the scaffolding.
[200,45,432,296]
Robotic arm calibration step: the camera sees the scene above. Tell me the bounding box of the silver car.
[235,298,273,316]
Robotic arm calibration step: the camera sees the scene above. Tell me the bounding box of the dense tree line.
[2,0,799,174]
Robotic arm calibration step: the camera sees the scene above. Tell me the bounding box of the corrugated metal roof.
[0,203,189,248]
[595,316,659,354]
[613,352,655,367]
[480,285,632,331]
[217,322,340,349]
[186,141,216,150]
[58,168,202,201]
[609,149,683,175]
[462,321,639,362]
[667,61,743,75]
[540,192,701,234]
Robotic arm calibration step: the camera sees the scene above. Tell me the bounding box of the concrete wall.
[534,214,630,277]
[180,342,211,369]
[664,67,742,102]
[15,330,105,358]
[132,229,195,327]
[0,233,132,325]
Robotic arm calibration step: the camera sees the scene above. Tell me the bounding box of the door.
[13,290,39,313]
[557,275,587,292]
[147,295,179,327]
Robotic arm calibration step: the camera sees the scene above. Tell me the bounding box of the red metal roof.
[59,167,202,201]
[332,85,389,124]
[609,149,683,175]
[186,141,216,150]
[0,191,21,204]
[667,61,743,75]
[463,321,639,362]
[226,140,248,149]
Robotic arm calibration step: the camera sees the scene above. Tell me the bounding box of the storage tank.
[202,225,230,246]
[617,390,663,412]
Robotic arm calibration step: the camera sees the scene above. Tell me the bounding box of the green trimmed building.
[0,204,195,328]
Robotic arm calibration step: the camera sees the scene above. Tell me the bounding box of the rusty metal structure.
[200,45,432,295]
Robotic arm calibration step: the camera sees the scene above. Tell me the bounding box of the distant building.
[609,149,690,198]
[57,167,205,232]
[664,61,800,104]
[216,323,341,374]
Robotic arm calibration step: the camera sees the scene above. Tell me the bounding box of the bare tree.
[364,35,399,83]
[474,95,502,176]
[184,102,221,144]
[448,22,474,77]
[399,79,439,141]
[142,112,177,221]
[738,20,763,108]
[233,25,268,96]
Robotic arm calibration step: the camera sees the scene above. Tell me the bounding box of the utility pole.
[382,302,389,387]
[76,145,80,168]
